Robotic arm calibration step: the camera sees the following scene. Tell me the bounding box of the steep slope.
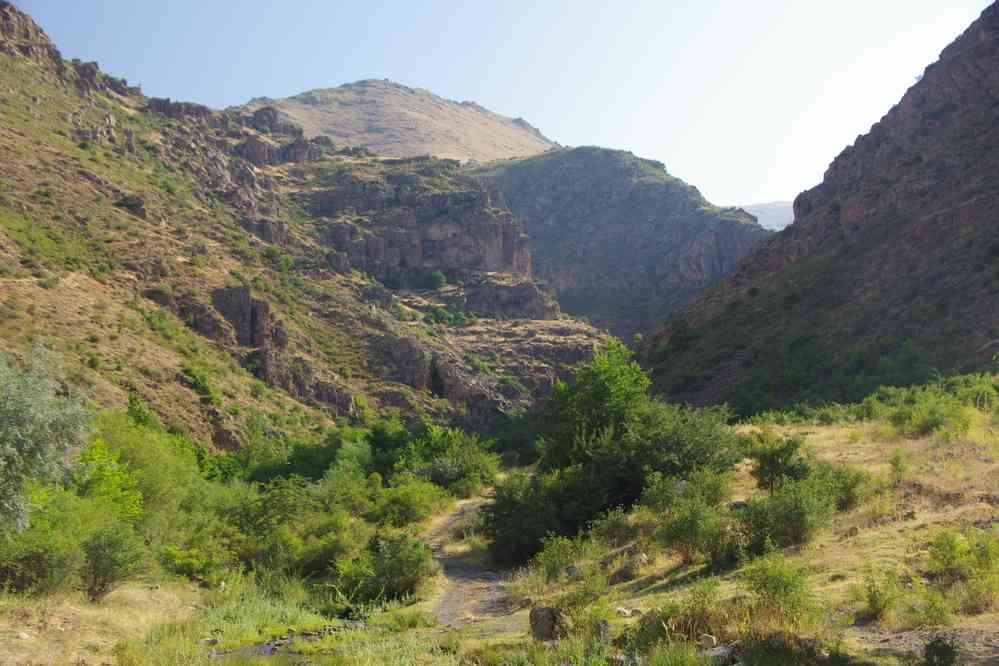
[472,147,771,339]
[644,3,999,415]
[0,2,605,445]
[741,201,793,230]
[241,80,557,163]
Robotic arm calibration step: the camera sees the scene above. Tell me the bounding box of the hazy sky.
[20,1,990,205]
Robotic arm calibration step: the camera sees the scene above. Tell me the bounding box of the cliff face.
[644,3,999,414]
[473,147,771,339]
[240,79,558,163]
[0,3,605,444]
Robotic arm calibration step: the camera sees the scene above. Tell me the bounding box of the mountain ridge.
[472,147,772,339]
[239,78,558,163]
[643,2,999,414]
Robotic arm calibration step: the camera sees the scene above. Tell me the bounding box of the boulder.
[529,606,572,641]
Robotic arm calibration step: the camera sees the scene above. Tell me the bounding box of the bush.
[534,534,582,583]
[484,467,609,565]
[538,340,651,471]
[741,477,835,554]
[0,349,92,529]
[623,580,730,652]
[923,636,961,666]
[657,498,728,565]
[81,522,145,601]
[809,460,869,511]
[0,485,100,593]
[371,476,447,527]
[589,507,637,548]
[743,555,814,633]
[402,425,498,496]
[855,568,902,622]
[748,430,811,494]
[72,438,143,523]
[335,533,437,603]
[370,533,438,599]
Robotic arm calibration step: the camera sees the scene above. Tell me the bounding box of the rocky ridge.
[644,2,999,413]
[0,3,605,445]
[472,147,771,339]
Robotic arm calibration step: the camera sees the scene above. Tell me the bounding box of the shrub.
[743,555,814,633]
[623,580,731,652]
[889,448,908,488]
[484,467,609,565]
[0,349,92,529]
[854,568,902,622]
[809,460,869,511]
[741,477,835,554]
[81,522,145,601]
[335,533,437,603]
[927,530,977,585]
[370,533,437,599]
[402,425,498,495]
[371,476,447,527]
[534,534,582,583]
[657,498,727,565]
[72,438,144,523]
[0,485,100,593]
[589,506,637,548]
[748,430,811,494]
[923,636,961,666]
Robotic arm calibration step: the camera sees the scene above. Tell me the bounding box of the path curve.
[421,497,519,630]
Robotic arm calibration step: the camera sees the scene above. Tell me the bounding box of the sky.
[19,0,991,205]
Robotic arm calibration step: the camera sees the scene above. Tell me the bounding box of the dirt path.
[421,497,521,631]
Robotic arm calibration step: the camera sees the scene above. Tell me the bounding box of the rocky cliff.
[472,147,771,339]
[644,3,999,414]
[240,80,557,163]
[0,3,605,445]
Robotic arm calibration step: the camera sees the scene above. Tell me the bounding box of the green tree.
[538,340,651,470]
[72,438,144,523]
[0,349,91,530]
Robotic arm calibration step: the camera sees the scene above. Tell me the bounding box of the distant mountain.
[473,147,772,339]
[741,201,794,230]
[239,80,557,162]
[643,3,999,415]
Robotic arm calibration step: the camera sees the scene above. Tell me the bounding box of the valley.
[0,2,998,665]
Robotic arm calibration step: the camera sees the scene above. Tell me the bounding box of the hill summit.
[240,79,557,162]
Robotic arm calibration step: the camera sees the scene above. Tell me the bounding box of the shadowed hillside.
[644,3,999,415]
[473,147,771,339]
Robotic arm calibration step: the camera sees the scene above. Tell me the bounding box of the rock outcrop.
[474,147,770,339]
[645,3,999,413]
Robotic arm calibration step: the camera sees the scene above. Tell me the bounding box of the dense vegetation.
[0,349,498,617]
[484,341,739,565]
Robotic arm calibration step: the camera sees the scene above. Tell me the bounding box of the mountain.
[643,3,999,415]
[0,2,605,446]
[741,201,794,230]
[472,147,772,339]
[240,80,558,162]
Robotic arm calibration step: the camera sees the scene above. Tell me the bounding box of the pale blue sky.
[20,1,990,205]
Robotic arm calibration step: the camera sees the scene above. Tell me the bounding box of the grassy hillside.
[241,80,557,163]
[0,26,605,446]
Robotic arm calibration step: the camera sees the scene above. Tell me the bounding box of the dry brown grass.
[0,581,201,665]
